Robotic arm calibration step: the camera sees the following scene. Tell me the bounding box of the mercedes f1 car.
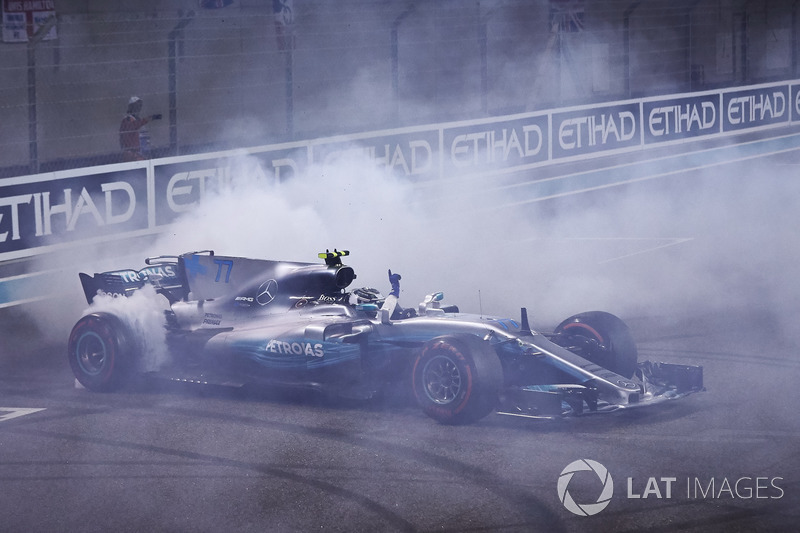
[68,250,703,424]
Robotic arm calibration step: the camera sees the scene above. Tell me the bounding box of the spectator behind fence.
[119,96,162,161]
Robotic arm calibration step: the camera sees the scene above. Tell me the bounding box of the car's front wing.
[496,360,703,419]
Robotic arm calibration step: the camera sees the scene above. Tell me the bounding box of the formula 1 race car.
[68,250,703,424]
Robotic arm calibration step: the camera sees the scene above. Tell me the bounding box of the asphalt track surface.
[2,152,800,531]
[2,310,798,532]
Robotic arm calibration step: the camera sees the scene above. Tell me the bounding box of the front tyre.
[554,311,638,378]
[67,312,137,392]
[412,334,503,425]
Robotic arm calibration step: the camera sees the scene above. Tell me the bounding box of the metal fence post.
[392,5,415,121]
[168,10,195,156]
[26,15,56,174]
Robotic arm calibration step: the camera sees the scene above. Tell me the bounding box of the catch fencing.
[2,1,797,177]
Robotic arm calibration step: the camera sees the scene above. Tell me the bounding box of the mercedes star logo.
[256,279,278,306]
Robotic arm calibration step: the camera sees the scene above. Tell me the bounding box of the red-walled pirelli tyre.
[67,312,137,392]
[554,311,638,378]
[412,334,503,425]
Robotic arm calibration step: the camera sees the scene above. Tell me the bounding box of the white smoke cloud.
[147,150,550,314]
[22,143,800,356]
[140,147,800,344]
[84,284,170,372]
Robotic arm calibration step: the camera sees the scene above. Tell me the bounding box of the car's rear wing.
[78,249,357,306]
[79,256,192,304]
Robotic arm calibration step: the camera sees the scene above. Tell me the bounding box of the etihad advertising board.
[722,86,790,131]
[642,94,720,144]
[3,80,800,264]
[0,168,148,256]
[551,102,640,159]
[152,147,307,226]
[442,114,549,173]
[311,130,439,180]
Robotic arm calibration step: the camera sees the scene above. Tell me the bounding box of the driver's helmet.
[352,287,383,305]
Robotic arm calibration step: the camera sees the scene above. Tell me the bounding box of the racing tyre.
[554,311,638,378]
[412,334,503,425]
[67,312,138,392]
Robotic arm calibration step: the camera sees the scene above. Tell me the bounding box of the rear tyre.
[67,312,137,392]
[412,334,503,425]
[554,311,638,378]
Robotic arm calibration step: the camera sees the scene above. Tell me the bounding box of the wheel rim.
[75,331,108,376]
[422,355,462,404]
[562,322,604,344]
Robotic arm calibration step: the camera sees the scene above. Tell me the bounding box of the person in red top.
[119,96,161,161]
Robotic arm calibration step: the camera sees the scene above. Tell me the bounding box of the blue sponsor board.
[643,94,720,144]
[551,103,640,159]
[0,168,148,256]
[791,84,800,122]
[249,146,308,183]
[311,130,439,180]
[3,79,800,269]
[153,160,224,226]
[442,114,549,174]
[152,149,303,226]
[722,85,790,131]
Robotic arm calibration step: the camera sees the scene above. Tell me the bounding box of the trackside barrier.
[2,80,800,306]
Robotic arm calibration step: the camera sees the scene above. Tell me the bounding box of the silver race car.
[68,250,703,424]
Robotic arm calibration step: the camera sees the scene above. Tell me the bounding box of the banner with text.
[3,80,800,261]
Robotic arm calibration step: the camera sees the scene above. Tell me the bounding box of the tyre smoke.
[82,285,169,372]
[145,147,800,344]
